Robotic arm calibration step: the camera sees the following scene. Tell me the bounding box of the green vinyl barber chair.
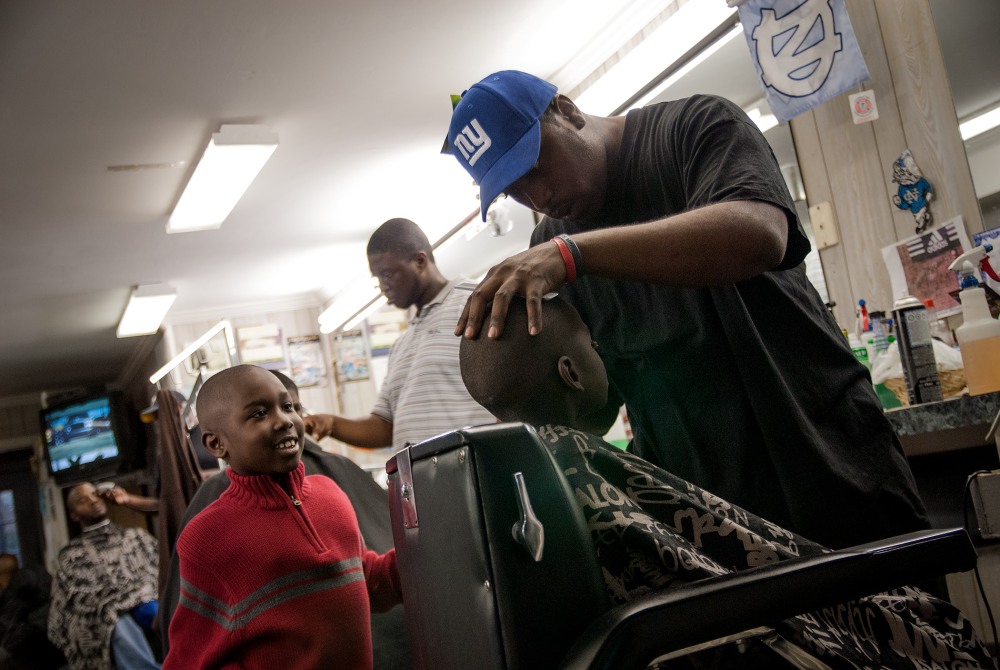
[386,422,978,670]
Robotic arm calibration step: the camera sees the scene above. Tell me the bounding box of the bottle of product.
[848,332,870,371]
[875,335,903,409]
[856,298,870,335]
[868,310,889,361]
[947,244,1000,395]
[864,310,897,408]
[892,293,943,404]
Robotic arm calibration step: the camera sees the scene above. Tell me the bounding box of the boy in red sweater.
[163,364,402,670]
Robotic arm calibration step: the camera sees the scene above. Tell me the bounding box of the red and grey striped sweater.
[164,462,401,669]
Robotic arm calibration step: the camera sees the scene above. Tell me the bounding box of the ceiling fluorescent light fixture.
[622,25,743,114]
[319,295,388,335]
[342,296,389,333]
[574,3,737,116]
[960,105,1000,141]
[167,124,278,233]
[117,283,177,338]
[149,319,236,384]
[745,104,779,133]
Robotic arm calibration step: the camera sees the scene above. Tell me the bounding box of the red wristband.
[552,236,577,283]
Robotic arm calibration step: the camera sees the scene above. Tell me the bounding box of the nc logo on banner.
[737,0,870,123]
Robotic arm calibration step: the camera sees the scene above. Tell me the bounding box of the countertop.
[885,391,1000,457]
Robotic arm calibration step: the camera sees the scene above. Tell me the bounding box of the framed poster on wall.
[334,329,369,382]
[287,335,327,388]
[237,324,287,370]
[881,216,970,318]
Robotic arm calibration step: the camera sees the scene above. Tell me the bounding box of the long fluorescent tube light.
[621,25,743,115]
[320,295,388,335]
[117,284,177,338]
[574,3,738,116]
[746,105,779,133]
[149,319,236,384]
[342,296,389,332]
[167,124,278,233]
[960,105,1000,141]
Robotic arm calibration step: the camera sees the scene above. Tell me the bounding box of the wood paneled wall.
[791,0,983,329]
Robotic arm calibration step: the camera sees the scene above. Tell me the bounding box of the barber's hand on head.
[456,243,567,340]
[303,413,336,440]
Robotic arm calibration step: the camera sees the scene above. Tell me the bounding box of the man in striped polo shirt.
[305,218,495,451]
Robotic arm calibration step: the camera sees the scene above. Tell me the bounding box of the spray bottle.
[848,299,871,370]
[948,244,1000,395]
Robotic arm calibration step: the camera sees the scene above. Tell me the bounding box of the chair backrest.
[387,422,611,670]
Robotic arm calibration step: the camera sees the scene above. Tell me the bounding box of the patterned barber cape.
[535,424,996,669]
[48,521,159,670]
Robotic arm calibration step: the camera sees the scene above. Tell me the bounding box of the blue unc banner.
[736,0,870,122]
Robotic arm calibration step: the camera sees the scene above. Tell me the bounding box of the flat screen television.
[40,391,134,486]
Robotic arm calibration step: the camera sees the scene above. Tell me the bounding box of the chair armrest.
[560,528,977,670]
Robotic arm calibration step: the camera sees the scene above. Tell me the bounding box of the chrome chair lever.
[511,472,544,562]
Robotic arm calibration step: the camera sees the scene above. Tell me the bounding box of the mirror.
[929,0,1000,231]
[639,24,831,304]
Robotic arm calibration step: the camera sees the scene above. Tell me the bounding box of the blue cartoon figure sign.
[891,149,933,233]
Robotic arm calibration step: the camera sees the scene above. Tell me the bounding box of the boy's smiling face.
[203,366,305,477]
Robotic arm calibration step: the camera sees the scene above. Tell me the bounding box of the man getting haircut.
[458,295,994,669]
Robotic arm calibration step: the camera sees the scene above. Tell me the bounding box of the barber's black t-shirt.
[531,95,929,549]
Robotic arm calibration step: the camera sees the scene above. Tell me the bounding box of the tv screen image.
[42,396,121,477]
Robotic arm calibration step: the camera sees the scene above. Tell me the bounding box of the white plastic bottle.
[948,245,1000,396]
[848,332,870,371]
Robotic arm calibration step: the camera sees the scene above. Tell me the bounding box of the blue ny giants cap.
[448,71,557,221]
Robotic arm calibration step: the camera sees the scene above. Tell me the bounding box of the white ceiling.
[0,1,996,399]
[0,0,670,397]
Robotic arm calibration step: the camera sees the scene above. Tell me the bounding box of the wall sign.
[849,90,878,124]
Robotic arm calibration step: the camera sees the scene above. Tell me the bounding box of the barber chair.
[387,423,979,670]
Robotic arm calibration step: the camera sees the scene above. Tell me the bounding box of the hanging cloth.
[153,387,203,602]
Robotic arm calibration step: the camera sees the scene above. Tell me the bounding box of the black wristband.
[557,234,584,277]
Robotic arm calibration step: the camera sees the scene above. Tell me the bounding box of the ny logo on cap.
[453,119,492,168]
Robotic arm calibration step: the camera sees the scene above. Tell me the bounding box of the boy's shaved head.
[460,296,565,421]
[197,365,271,433]
[460,295,608,431]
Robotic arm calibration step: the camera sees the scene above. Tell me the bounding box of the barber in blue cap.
[446,70,930,551]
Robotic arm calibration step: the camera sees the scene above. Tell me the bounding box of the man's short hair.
[366,218,435,262]
[459,295,578,424]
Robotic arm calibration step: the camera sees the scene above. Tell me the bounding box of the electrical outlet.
[970,471,1000,539]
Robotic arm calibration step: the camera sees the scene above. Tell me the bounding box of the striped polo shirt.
[372,278,496,450]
